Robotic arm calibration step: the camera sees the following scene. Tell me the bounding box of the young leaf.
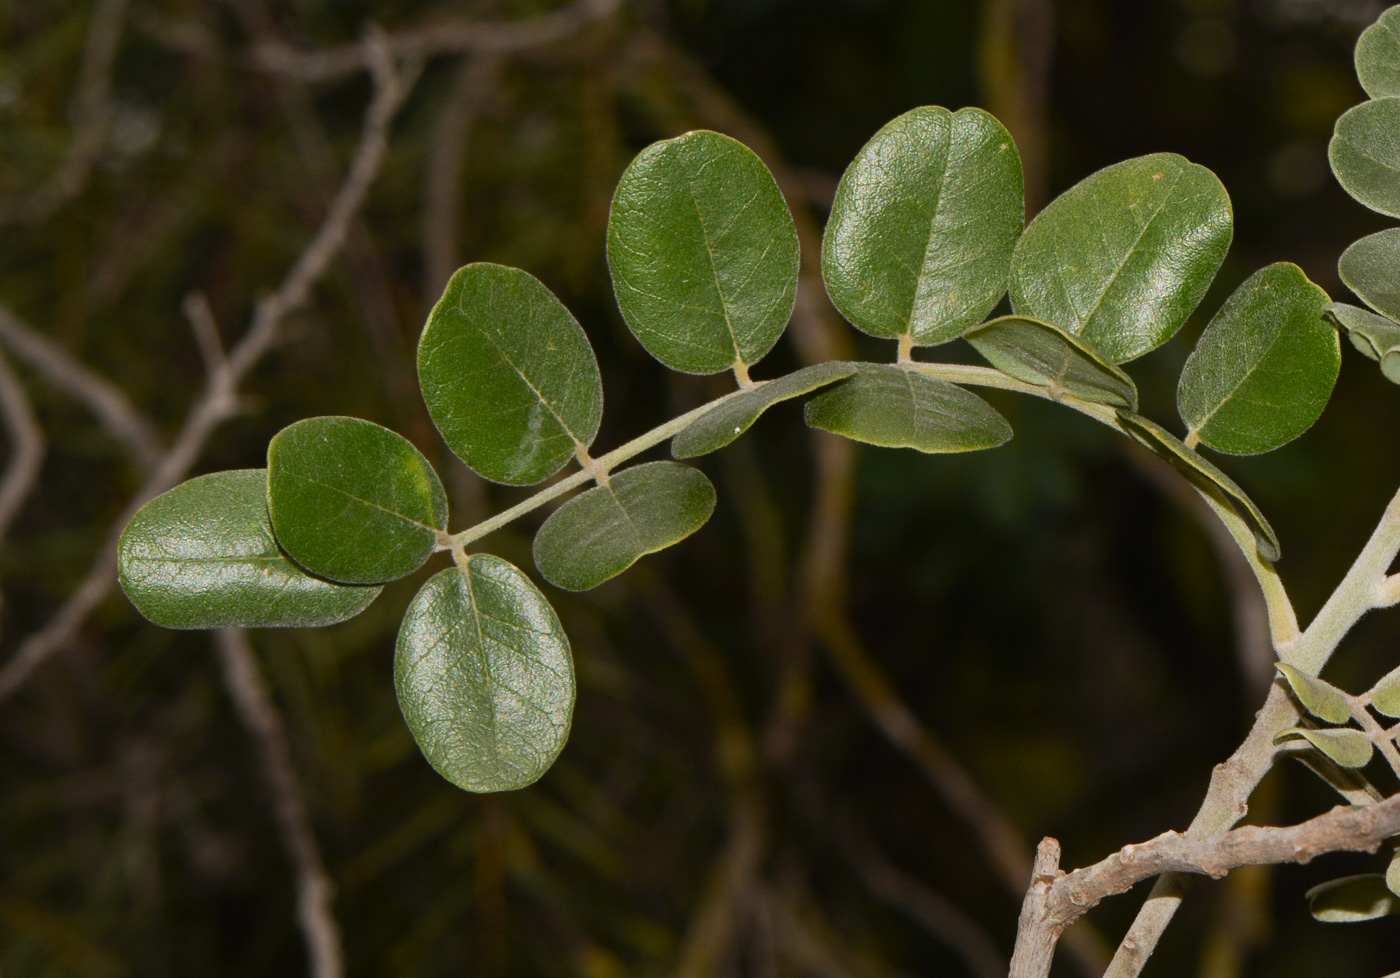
[1325,302,1400,384]
[1339,228,1400,322]
[671,362,857,459]
[1306,875,1400,922]
[1357,6,1400,99]
[267,416,448,585]
[1275,727,1374,769]
[1177,263,1337,455]
[607,130,799,375]
[395,557,574,793]
[1330,98,1400,218]
[1367,663,1400,718]
[1388,850,1400,898]
[1276,663,1354,725]
[119,470,381,629]
[419,263,604,485]
[1009,153,1232,363]
[804,364,1013,453]
[821,106,1024,346]
[964,315,1138,409]
[533,462,716,591]
[1116,411,1280,562]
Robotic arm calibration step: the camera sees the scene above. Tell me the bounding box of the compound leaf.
[1326,302,1400,383]
[965,315,1138,409]
[672,362,857,459]
[119,469,381,629]
[533,462,716,591]
[1340,228,1400,322]
[396,558,574,793]
[1116,411,1280,562]
[1330,98,1400,218]
[1276,663,1354,725]
[1358,6,1400,99]
[267,416,447,585]
[1368,664,1400,718]
[419,263,604,485]
[822,106,1024,346]
[1009,153,1232,363]
[607,130,799,374]
[1307,875,1400,922]
[804,363,1012,453]
[1177,263,1336,455]
[1276,727,1375,769]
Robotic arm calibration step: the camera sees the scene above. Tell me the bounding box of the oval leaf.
[395,558,574,793]
[1276,663,1354,725]
[1177,263,1336,455]
[1306,875,1400,922]
[419,263,604,485]
[965,315,1138,409]
[607,130,799,374]
[1116,411,1280,562]
[1325,301,1400,364]
[822,106,1024,346]
[119,470,381,629]
[804,363,1013,453]
[672,362,858,459]
[1276,727,1375,769]
[1367,663,1400,718]
[1358,6,1400,99]
[1340,228,1400,323]
[533,462,717,591]
[267,416,448,585]
[1009,153,1233,363]
[1330,98,1400,218]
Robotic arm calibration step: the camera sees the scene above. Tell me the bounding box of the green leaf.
[1367,663,1400,718]
[419,263,604,485]
[1275,727,1375,769]
[1306,875,1400,922]
[1116,411,1280,562]
[1388,850,1400,898]
[821,106,1024,346]
[533,462,716,591]
[607,130,799,374]
[671,362,858,459]
[1330,98,1400,218]
[395,558,574,792]
[964,315,1138,409]
[1325,302,1400,383]
[1357,6,1400,99]
[119,470,381,629]
[1291,749,1383,805]
[267,416,448,585]
[1177,263,1337,455]
[804,363,1012,453]
[1340,228,1400,323]
[1009,153,1233,363]
[1276,663,1354,725]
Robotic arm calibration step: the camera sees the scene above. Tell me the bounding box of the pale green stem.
[1351,697,1400,780]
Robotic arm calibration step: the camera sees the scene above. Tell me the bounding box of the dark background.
[2,0,1399,975]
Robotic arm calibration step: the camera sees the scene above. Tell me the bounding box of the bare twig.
[182,292,226,376]
[216,629,342,978]
[0,39,414,702]
[0,351,44,548]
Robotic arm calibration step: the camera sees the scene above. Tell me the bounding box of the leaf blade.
[1339,227,1400,322]
[1357,6,1400,99]
[1368,663,1400,718]
[1276,663,1354,725]
[964,315,1139,409]
[1330,98,1400,218]
[1276,727,1374,769]
[1306,875,1400,922]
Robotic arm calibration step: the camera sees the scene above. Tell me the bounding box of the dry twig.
[0,351,44,548]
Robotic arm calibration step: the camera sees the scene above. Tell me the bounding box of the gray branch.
[0,350,44,549]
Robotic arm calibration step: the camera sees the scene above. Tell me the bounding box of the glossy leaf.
[1325,302,1400,383]
[1276,663,1354,725]
[1330,98,1400,218]
[821,106,1024,345]
[1177,263,1336,455]
[804,363,1012,453]
[1357,6,1400,98]
[1275,727,1374,769]
[671,362,857,459]
[1339,228,1400,322]
[395,558,574,793]
[119,470,381,629]
[1368,663,1400,718]
[607,130,799,374]
[533,462,716,591]
[964,315,1138,409]
[267,416,448,585]
[1116,412,1280,562]
[1306,875,1400,922]
[1009,153,1232,363]
[419,263,604,485]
